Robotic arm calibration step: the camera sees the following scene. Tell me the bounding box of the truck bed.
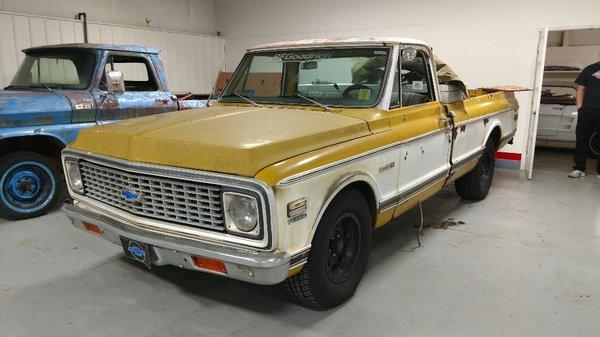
[175,92,210,110]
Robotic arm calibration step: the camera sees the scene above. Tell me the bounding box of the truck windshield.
[8,50,96,90]
[221,48,390,108]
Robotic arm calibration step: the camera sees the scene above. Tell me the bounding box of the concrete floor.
[1,168,599,337]
[533,147,574,172]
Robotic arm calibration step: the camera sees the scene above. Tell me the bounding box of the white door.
[537,103,564,137]
[525,27,549,179]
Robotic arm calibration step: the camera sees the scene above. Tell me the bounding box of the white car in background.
[537,76,600,156]
[536,79,578,148]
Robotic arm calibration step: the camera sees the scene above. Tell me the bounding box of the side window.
[104,55,158,91]
[392,49,434,108]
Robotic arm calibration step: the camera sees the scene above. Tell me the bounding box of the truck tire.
[0,151,63,220]
[455,138,497,201]
[285,188,372,309]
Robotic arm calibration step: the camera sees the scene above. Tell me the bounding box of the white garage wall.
[0,0,217,36]
[0,11,225,93]
[215,0,600,164]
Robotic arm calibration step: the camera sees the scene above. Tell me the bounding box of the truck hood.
[71,106,372,177]
[0,90,72,128]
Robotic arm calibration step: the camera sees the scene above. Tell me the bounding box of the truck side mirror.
[105,70,125,94]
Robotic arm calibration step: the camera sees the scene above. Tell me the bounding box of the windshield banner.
[273,52,333,62]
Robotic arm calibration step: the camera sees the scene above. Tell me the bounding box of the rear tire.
[0,151,63,220]
[285,188,372,309]
[455,138,497,201]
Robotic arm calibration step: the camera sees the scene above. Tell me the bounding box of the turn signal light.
[82,222,103,235]
[192,255,227,274]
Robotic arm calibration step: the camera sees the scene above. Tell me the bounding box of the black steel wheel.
[325,212,361,284]
[455,137,497,201]
[285,188,372,309]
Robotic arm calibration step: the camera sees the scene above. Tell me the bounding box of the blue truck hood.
[0,90,72,128]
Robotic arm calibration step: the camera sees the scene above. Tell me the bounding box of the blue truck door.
[94,52,177,123]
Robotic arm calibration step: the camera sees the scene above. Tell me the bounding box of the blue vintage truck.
[0,43,208,220]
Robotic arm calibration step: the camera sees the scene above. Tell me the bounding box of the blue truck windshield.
[8,50,96,90]
[221,48,390,108]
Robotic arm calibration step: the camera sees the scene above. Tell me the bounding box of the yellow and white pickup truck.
[62,37,518,309]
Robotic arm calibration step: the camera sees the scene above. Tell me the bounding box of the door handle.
[440,110,456,126]
[440,116,452,124]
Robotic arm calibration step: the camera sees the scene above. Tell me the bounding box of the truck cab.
[0,44,207,219]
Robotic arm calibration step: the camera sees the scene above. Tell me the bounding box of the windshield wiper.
[295,93,332,112]
[226,92,260,107]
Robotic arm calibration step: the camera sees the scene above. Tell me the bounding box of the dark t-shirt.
[575,62,600,117]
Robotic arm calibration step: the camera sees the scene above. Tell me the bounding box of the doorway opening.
[527,27,600,177]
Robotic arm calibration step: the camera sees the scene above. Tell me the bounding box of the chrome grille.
[79,160,225,231]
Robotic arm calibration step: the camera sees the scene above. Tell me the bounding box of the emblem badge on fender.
[379,161,396,173]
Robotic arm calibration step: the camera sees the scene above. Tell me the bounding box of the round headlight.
[226,195,258,232]
[65,160,83,193]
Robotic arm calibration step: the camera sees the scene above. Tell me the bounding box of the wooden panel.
[0,14,17,86]
[59,20,75,44]
[0,11,224,94]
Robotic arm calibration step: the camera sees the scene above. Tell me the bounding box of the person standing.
[568,56,600,179]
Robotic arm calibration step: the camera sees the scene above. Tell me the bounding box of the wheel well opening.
[0,136,66,163]
[340,181,377,221]
[489,126,501,149]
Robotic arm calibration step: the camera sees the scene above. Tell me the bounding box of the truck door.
[94,53,176,123]
[386,47,452,215]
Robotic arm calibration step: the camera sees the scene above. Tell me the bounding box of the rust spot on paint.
[34,116,54,125]
[483,118,489,126]
[0,119,18,127]
[460,125,466,133]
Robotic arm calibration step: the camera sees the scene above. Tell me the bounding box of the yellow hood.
[71,105,372,177]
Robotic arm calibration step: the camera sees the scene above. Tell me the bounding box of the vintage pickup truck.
[0,43,207,220]
[62,37,518,309]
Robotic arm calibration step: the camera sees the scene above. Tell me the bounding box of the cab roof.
[249,37,431,51]
[23,43,160,54]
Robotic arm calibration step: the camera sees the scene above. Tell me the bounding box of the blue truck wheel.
[0,152,62,220]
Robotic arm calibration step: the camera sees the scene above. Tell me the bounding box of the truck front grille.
[79,160,225,231]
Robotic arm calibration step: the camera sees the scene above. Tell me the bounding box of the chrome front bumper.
[62,201,306,285]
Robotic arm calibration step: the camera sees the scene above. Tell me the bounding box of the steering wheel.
[342,84,372,98]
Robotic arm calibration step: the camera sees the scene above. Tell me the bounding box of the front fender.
[308,172,380,242]
[0,122,96,145]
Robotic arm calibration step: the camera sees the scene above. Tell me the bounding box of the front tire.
[0,151,62,220]
[285,188,372,309]
[455,138,497,201]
